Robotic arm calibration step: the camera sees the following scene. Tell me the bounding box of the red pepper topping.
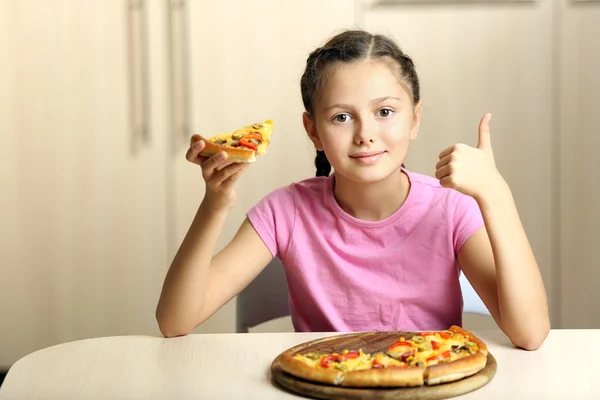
[320,355,336,368]
[239,138,257,150]
[418,331,451,339]
[339,351,360,360]
[389,341,413,350]
[239,132,263,151]
[426,351,452,363]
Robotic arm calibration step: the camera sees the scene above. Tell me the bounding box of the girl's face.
[305,60,421,184]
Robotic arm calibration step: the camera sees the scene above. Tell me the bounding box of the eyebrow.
[324,96,402,112]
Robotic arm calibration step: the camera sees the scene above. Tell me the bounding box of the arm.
[156,212,272,337]
[457,181,550,350]
[436,114,550,350]
[156,137,273,337]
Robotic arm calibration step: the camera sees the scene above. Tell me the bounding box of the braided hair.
[300,30,420,177]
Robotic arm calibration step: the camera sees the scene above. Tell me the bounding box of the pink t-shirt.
[246,168,484,332]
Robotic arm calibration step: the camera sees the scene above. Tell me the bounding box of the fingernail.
[216,152,226,160]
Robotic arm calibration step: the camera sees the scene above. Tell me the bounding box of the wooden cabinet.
[360,0,599,330]
[559,0,600,328]
[0,0,168,366]
[0,0,356,365]
[171,0,356,333]
[362,0,557,329]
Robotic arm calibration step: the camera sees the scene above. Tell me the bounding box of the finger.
[215,159,237,171]
[434,164,453,180]
[210,161,249,187]
[435,153,453,170]
[201,151,228,173]
[189,134,203,147]
[477,113,492,152]
[186,139,206,164]
[220,163,251,188]
[439,176,454,189]
[438,145,455,160]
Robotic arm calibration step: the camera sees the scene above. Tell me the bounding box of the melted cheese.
[416,333,479,366]
[295,330,481,372]
[294,349,373,372]
[372,353,405,368]
[386,331,480,367]
[206,120,273,154]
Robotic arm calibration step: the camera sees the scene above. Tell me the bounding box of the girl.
[156,30,550,350]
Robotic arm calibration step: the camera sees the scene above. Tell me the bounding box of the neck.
[332,169,410,221]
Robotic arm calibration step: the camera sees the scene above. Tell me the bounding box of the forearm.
[156,199,228,337]
[476,179,550,350]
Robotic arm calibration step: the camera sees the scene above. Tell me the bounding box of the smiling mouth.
[350,151,386,158]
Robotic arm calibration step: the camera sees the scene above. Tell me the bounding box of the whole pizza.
[279,325,489,387]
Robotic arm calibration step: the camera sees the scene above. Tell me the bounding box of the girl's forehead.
[318,60,411,108]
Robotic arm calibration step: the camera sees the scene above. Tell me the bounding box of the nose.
[353,119,375,146]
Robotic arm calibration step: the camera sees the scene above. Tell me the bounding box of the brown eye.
[334,114,350,123]
[378,109,394,118]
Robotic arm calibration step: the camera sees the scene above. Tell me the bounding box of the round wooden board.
[271,331,497,400]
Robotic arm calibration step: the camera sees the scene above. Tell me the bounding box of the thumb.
[477,113,493,152]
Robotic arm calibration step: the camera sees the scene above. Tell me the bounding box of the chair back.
[236,259,490,332]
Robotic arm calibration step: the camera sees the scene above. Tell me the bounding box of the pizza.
[278,325,488,388]
[190,119,274,163]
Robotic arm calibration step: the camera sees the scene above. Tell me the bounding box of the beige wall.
[2,0,598,369]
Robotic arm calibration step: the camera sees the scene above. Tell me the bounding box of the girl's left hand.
[435,113,504,200]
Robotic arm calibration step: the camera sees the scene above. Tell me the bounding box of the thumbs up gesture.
[435,114,502,200]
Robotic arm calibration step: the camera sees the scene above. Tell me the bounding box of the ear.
[303,112,323,151]
[409,102,422,141]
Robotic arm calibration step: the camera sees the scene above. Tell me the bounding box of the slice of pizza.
[280,348,425,388]
[281,349,371,386]
[190,119,274,163]
[385,325,488,385]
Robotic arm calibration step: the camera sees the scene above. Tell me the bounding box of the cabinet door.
[168,0,355,333]
[0,0,168,367]
[559,0,600,328]
[362,0,556,328]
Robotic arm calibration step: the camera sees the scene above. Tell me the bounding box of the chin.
[337,164,401,184]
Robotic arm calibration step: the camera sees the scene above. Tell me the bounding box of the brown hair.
[300,30,420,177]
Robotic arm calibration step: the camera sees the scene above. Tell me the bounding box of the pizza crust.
[342,367,425,387]
[194,137,257,163]
[279,353,344,386]
[425,352,487,385]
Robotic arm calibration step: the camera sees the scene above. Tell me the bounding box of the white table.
[0,329,598,399]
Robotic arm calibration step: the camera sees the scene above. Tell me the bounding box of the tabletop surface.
[0,329,598,399]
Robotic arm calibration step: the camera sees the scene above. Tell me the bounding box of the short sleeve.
[452,191,484,253]
[246,184,296,259]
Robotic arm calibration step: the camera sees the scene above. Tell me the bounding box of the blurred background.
[1,0,599,377]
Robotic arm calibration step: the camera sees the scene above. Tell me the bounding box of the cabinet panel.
[559,2,600,328]
[363,1,557,326]
[0,0,168,367]
[170,0,355,333]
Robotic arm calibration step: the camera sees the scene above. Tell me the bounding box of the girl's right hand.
[186,135,251,212]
